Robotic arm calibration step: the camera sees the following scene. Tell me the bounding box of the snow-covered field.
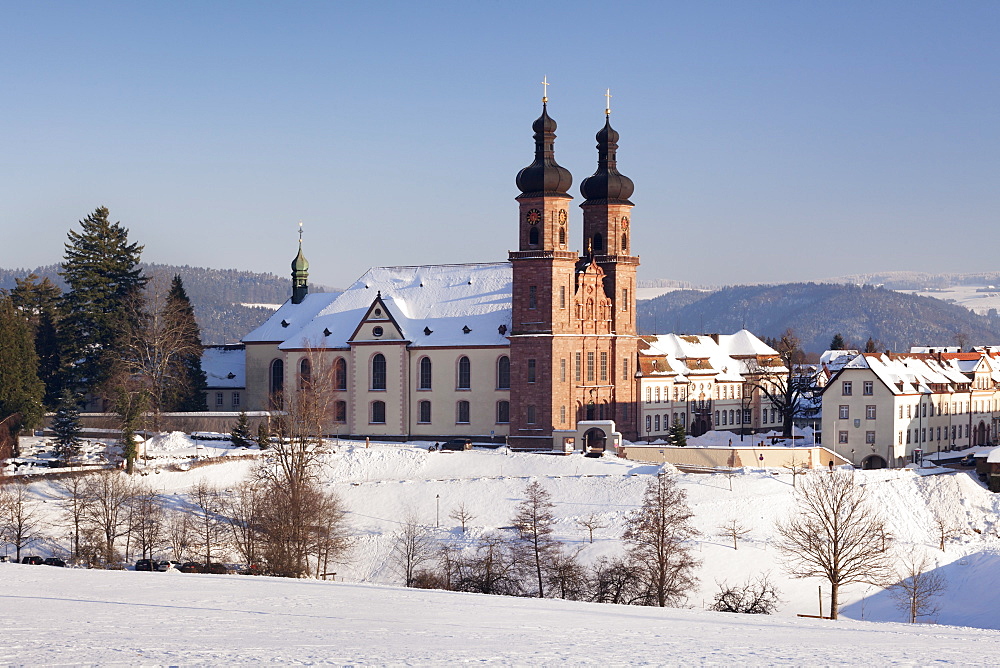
[7,434,1000,662]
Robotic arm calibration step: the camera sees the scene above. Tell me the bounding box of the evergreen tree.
[256,421,271,449]
[59,207,147,396]
[829,333,845,351]
[51,388,83,465]
[667,417,687,447]
[864,337,878,354]
[162,275,207,411]
[10,274,64,406]
[0,296,45,453]
[230,411,254,448]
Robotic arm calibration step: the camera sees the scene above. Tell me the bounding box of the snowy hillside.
[7,435,1000,661]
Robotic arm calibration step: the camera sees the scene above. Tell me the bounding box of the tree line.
[0,207,208,467]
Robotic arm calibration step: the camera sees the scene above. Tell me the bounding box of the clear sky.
[3,1,998,289]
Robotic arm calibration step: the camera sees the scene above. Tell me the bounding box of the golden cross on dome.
[298,220,303,243]
[541,76,550,104]
[605,88,612,115]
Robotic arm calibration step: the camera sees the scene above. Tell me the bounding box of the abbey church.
[240,97,783,449]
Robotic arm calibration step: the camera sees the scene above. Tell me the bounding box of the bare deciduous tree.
[449,502,475,533]
[55,475,89,559]
[776,471,893,619]
[718,517,751,550]
[0,482,43,561]
[745,329,815,438]
[391,513,436,587]
[512,481,559,598]
[622,473,700,607]
[451,531,523,596]
[544,547,588,600]
[166,508,195,562]
[889,550,947,624]
[710,574,782,614]
[589,556,644,605]
[127,483,164,560]
[784,455,808,488]
[190,479,227,564]
[83,471,138,566]
[224,480,266,568]
[932,515,962,551]
[576,512,608,544]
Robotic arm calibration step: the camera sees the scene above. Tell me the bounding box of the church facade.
[241,100,781,448]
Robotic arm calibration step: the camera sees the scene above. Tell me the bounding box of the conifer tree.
[60,207,147,396]
[256,421,271,449]
[51,388,83,465]
[667,417,687,447]
[162,276,206,411]
[230,411,254,448]
[10,274,64,406]
[829,333,845,351]
[0,296,45,453]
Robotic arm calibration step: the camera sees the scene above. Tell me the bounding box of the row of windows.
[644,408,765,433]
[896,399,996,419]
[367,400,512,425]
[838,405,878,420]
[838,423,977,446]
[841,381,875,396]
[213,391,241,408]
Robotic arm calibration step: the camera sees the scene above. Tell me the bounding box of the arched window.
[334,357,347,390]
[371,353,386,390]
[419,357,432,390]
[526,404,536,424]
[269,359,284,409]
[457,356,471,389]
[496,400,510,424]
[528,226,540,246]
[593,233,604,252]
[654,415,660,432]
[559,227,566,246]
[621,233,628,252]
[497,356,510,389]
[457,400,470,424]
[371,400,386,424]
[418,400,431,423]
[334,400,346,423]
[298,358,311,390]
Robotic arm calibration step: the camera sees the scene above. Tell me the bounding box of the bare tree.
[310,487,351,579]
[83,471,138,566]
[776,471,893,619]
[55,475,90,559]
[0,482,43,561]
[166,508,195,562]
[889,550,947,624]
[512,481,559,598]
[128,483,164,560]
[622,473,700,607]
[784,455,808,488]
[718,517,751,550]
[745,329,815,438]
[589,556,644,605]
[710,574,782,614]
[932,515,962,552]
[190,479,227,564]
[449,502,475,533]
[544,547,588,600]
[451,531,524,596]
[391,513,436,587]
[576,512,608,544]
[224,480,266,569]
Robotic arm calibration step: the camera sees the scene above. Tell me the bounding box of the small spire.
[605,88,612,116]
[541,75,550,104]
[298,220,303,246]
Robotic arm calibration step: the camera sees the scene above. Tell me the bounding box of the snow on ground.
[7,435,1000,659]
[897,285,1000,315]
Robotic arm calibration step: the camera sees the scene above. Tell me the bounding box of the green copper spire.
[291,222,309,304]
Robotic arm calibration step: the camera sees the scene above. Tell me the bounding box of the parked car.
[21,555,44,565]
[135,559,155,571]
[203,563,231,575]
[179,561,203,573]
[156,560,181,572]
[960,454,977,467]
[442,438,473,451]
[42,557,66,567]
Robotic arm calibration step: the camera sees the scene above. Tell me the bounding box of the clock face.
[526,209,542,225]
[558,210,567,225]
[621,217,630,231]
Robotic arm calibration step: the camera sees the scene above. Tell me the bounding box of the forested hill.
[0,264,337,345]
[637,283,1000,354]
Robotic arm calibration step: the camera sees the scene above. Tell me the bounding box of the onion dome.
[580,115,634,205]
[515,104,573,199]
[291,243,309,275]
[291,230,309,304]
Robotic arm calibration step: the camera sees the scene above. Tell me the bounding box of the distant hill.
[636,283,1000,353]
[0,264,337,345]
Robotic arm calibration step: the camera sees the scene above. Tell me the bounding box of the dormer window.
[323,328,331,337]
[462,325,471,334]
[280,320,290,328]
[498,324,507,335]
[424,327,433,336]
[374,308,382,317]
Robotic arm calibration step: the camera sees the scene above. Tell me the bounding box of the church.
[241,95,782,450]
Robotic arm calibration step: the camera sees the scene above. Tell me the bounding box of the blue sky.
[2,1,998,289]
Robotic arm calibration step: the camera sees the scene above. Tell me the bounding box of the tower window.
[269,359,284,409]
[622,233,628,252]
[560,285,566,309]
[497,356,510,389]
[560,358,566,383]
[575,352,582,382]
[600,352,608,381]
[593,233,604,252]
[528,226,540,246]
[622,289,628,311]
[528,359,536,383]
[559,227,566,246]
[587,352,595,382]
[528,286,537,309]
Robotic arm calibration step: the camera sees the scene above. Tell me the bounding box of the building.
[821,351,1000,468]
[202,344,246,411]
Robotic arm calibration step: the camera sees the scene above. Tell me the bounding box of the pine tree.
[256,421,271,449]
[60,207,147,396]
[51,389,83,465]
[10,274,64,406]
[864,337,878,354]
[161,276,206,411]
[0,296,45,454]
[230,411,254,448]
[829,333,845,351]
[667,417,687,447]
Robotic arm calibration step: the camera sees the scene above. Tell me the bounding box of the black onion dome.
[580,115,634,205]
[516,104,573,199]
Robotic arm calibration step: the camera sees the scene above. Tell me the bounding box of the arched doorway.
[861,454,887,470]
[583,428,607,452]
[691,419,708,437]
[976,421,986,446]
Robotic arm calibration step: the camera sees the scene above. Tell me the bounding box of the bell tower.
[291,222,309,305]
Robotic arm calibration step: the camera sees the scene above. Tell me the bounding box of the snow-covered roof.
[202,345,246,388]
[247,263,513,350]
[842,353,972,395]
[987,447,1000,464]
[639,330,776,383]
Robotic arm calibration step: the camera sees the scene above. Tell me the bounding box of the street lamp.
[436,494,440,528]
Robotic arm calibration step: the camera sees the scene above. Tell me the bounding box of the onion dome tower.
[291,222,309,304]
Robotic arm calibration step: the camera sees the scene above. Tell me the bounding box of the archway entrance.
[976,421,986,446]
[583,428,607,452]
[861,454,887,470]
[690,419,709,437]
